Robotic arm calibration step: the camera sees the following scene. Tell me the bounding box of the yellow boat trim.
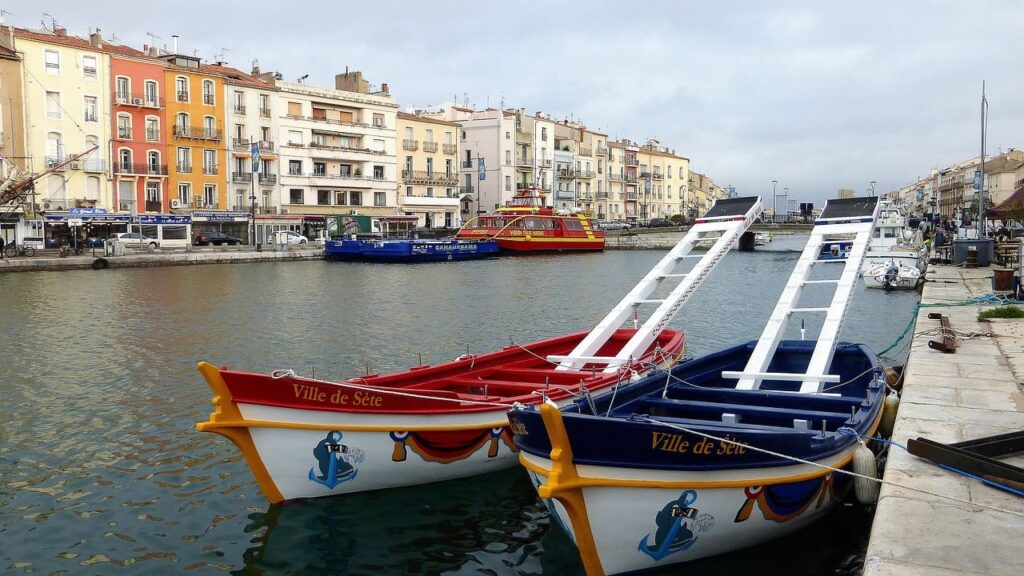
[200,418,508,433]
[537,404,606,576]
[195,361,285,503]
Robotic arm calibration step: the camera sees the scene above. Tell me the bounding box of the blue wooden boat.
[507,197,886,575]
[324,237,499,262]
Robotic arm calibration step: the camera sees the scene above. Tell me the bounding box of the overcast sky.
[9,1,1023,205]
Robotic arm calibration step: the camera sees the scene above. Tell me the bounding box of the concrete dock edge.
[0,247,323,273]
[863,265,1024,576]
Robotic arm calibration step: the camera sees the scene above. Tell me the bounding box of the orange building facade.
[163,55,226,210]
[110,53,168,213]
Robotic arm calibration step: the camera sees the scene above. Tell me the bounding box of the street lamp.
[771,180,778,223]
[870,181,877,196]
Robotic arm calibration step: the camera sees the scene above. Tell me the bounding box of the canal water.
[0,236,919,575]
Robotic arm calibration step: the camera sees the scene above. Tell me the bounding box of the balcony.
[232,172,252,183]
[401,170,459,186]
[233,104,246,115]
[114,162,168,176]
[459,185,474,195]
[541,159,553,168]
[309,142,384,156]
[609,173,623,182]
[82,159,107,172]
[652,172,664,180]
[203,165,219,175]
[625,157,639,167]
[558,169,578,179]
[116,129,132,140]
[174,125,223,141]
[580,170,594,178]
[423,141,438,153]
[443,143,457,155]
[259,107,271,118]
[554,190,575,200]
[516,155,535,168]
[596,191,610,199]
[203,93,215,105]
[289,112,370,129]
[177,163,192,173]
[258,173,277,185]
[580,147,593,157]
[233,137,251,150]
[116,92,164,108]
[145,200,163,212]
[258,140,275,152]
[624,192,639,200]
[595,146,607,157]
[579,192,594,201]
[177,91,189,102]
[625,174,638,183]
[462,160,474,169]
[402,139,419,151]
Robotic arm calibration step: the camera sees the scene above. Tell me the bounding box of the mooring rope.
[877,292,1010,357]
[637,416,1024,518]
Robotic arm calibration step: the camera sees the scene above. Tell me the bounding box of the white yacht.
[861,202,927,276]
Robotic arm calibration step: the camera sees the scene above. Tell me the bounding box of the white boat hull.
[523,453,845,575]
[863,261,922,290]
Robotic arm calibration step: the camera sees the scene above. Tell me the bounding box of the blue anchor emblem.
[639,490,715,561]
[308,430,363,489]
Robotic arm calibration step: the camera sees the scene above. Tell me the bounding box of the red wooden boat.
[196,196,763,503]
[455,187,605,252]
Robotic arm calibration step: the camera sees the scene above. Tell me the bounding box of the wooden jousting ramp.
[549,196,763,373]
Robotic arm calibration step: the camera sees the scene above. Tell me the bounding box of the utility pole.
[979,80,988,237]
[250,137,259,246]
[771,180,778,224]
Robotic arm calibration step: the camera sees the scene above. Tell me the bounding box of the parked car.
[647,218,674,228]
[271,230,309,245]
[85,237,105,247]
[112,232,159,248]
[194,231,243,246]
[595,220,631,231]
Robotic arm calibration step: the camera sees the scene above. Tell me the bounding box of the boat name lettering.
[650,432,747,456]
[508,418,529,436]
[292,383,383,407]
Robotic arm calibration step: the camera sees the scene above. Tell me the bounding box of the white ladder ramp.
[549,197,763,373]
[729,197,880,393]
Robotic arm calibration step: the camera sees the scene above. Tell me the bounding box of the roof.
[207,63,276,89]
[10,26,150,59]
[397,111,458,127]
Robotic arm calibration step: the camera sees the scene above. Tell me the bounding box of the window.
[178,183,191,204]
[374,191,386,206]
[426,158,433,174]
[505,175,511,192]
[404,156,413,173]
[83,96,98,122]
[233,90,244,112]
[372,113,384,127]
[313,162,326,176]
[204,184,216,207]
[146,181,160,202]
[145,117,159,141]
[505,150,511,165]
[118,148,132,170]
[46,132,63,163]
[373,165,384,180]
[116,114,131,139]
[505,131,510,140]
[541,127,547,141]
[425,187,434,198]
[445,212,453,227]
[287,130,302,145]
[287,101,302,117]
[176,112,189,137]
[289,160,302,175]
[176,77,189,102]
[259,94,270,116]
[445,131,453,145]
[204,149,216,173]
[461,130,466,140]
[82,55,97,79]
[317,190,331,205]
[372,139,385,152]
[202,80,215,105]
[177,147,191,172]
[405,185,413,197]
[116,77,129,102]
[147,151,160,174]
[46,91,61,119]
[445,159,453,176]
[339,164,352,176]
[349,191,362,205]
[335,191,347,205]
[404,126,413,140]
[445,187,453,198]
[85,176,100,200]
[44,49,60,74]
[203,116,216,138]
[425,128,434,143]
[144,81,158,106]
[290,189,304,204]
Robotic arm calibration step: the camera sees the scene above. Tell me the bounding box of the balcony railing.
[203,165,219,175]
[288,112,370,128]
[258,173,277,184]
[82,159,107,172]
[652,172,664,180]
[258,140,275,152]
[116,92,164,108]
[114,162,168,176]
[558,169,578,179]
[116,129,132,140]
[579,147,593,157]
[609,173,623,182]
[443,143,457,155]
[422,141,438,153]
[233,104,246,115]
[146,129,159,142]
[401,170,459,185]
[580,170,594,178]
[624,192,639,200]
[402,139,419,151]
[177,91,189,102]
[233,138,250,150]
[459,185,474,195]
[174,126,223,140]
[259,107,271,118]
[516,155,535,167]
[176,163,192,173]
[462,160,474,168]
[145,200,163,212]
[625,174,638,183]
[625,157,638,167]
[595,146,607,157]
[232,172,252,183]
[596,191,610,199]
[203,93,215,105]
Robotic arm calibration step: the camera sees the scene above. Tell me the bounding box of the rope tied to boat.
[637,416,1024,518]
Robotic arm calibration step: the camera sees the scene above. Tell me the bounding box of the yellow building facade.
[396,112,460,228]
[163,55,226,210]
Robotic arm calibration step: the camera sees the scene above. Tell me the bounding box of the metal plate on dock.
[701,196,761,219]
[818,196,879,220]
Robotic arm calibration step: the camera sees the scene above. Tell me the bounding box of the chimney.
[90,28,102,48]
[380,82,388,95]
[0,26,13,51]
[149,46,158,57]
[171,34,179,54]
[53,26,67,37]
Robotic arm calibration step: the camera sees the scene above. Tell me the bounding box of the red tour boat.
[456,187,605,252]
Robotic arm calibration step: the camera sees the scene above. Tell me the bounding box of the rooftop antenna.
[41,12,56,31]
[146,31,162,45]
[0,9,12,25]
[214,47,229,62]
[298,74,308,84]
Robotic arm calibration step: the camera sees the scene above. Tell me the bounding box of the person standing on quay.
[0,236,5,259]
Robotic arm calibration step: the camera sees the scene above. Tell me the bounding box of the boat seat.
[663,383,866,413]
[638,397,852,428]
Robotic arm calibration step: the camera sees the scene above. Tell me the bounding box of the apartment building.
[435,105,518,218]
[980,150,1024,207]
[162,52,226,211]
[219,65,278,213]
[0,36,26,179]
[275,71,398,218]
[11,26,113,212]
[110,44,168,213]
[397,111,460,228]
